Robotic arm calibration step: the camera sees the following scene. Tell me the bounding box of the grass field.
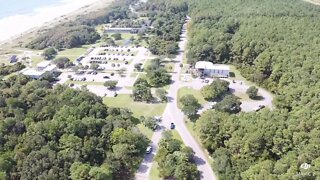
[57,45,90,61]
[150,162,161,180]
[137,124,154,140]
[103,94,166,117]
[31,55,44,67]
[177,87,207,108]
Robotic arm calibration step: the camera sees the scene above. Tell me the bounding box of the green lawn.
[177,87,207,108]
[137,124,154,140]
[103,94,166,117]
[171,130,183,142]
[31,55,44,67]
[57,46,90,61]
[150,162,161,180]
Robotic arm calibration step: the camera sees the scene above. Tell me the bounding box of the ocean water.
[0,0,63,19]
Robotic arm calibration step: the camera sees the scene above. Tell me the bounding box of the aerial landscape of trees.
[201,79,229,101]
[2,0,320,178]
[188,0,320,178]
[141,0,188,56]
[155,131,199,179]
[25,0,135,50]
[0,75,149,179]
[0,62,25,77]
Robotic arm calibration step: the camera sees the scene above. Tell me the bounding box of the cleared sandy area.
[0,0,113,48]
[303,0,320,5]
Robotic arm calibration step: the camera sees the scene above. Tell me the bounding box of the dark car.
[170,123,175,129]
[255,105,266,112]
[103,76,110,79]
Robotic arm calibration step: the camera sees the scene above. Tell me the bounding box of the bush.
[104,80,118,90]
[246,86,258,99]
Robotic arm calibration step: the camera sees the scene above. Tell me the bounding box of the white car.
[146,146,152,154]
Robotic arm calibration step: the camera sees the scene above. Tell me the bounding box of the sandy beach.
[0,0,113,45]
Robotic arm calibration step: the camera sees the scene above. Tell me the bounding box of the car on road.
[146,146,152,154]
[170,123,175,129]
[204,79,209,83]
[103,76,110,79]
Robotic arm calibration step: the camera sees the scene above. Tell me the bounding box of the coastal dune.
[0,0,111,43]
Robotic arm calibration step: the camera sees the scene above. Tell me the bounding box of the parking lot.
[57,45,151,97]
[178,74,273,112]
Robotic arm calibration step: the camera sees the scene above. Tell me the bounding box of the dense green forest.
[0,75,148,179]
[186,0,320,179]
[0,62,25,77]
[26,0,136,50]
[139,0,188,55]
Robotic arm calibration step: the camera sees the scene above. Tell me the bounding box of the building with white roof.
[22,61,57,79]
[195,61,230,78]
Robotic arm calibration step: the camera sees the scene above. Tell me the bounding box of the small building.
[36,61,51,71]
[8,55,18,63]
[22,61,57,79]
[195,61,230,78]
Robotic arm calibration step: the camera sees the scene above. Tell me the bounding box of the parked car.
[205,79,209,83]
[103,76,110,79]
[255,105,265,112]
[170,123,175,129]
[146,146,152,154]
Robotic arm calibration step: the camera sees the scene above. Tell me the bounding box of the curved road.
[136,19,217,180]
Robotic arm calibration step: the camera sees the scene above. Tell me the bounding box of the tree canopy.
[0,74,148,179]
[188,0,320,178]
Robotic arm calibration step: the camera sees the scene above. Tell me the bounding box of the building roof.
[22,69,46,76]
[195,61,230,71]
[43,65,56,72]
[37,61,51,68]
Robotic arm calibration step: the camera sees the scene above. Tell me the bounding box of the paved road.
[136,19,217,180]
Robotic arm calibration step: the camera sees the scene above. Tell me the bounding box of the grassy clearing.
[57,46,90,62]
[31,55,44,67]
[103,94,166,117]
[171,130,183,142]
[137,124,154,140]
[150,162,161,180]
[177,87,207,108]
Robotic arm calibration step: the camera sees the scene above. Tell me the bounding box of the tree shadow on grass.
[251,95,264,101]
